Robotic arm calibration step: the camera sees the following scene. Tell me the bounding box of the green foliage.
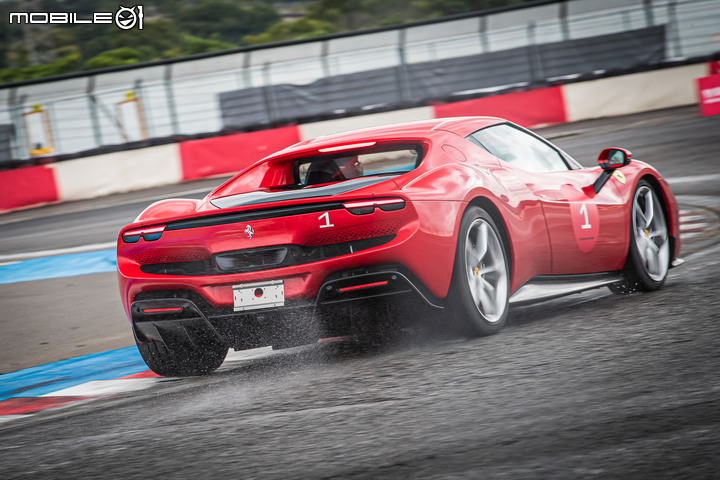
[0,68,24,84]
[108,20,183,57]
[244,18,336,45]
[0,51,81,82]
[0,0,537,82]
[84,47,143,69]
[182,35,236,56]
[412,0,533,18]
[307,0,419,31]
[177,1,281,45]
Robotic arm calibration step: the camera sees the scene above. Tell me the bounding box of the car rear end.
[117,140,443,350]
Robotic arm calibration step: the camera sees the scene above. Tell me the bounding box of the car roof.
[276,116,506,157]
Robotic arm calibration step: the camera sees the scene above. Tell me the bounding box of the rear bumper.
[131,265,443,349]
[118,199,466,319]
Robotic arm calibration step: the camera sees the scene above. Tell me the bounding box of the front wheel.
[135,329,228,377]
[611,180,670,294]
[449,206,510,336]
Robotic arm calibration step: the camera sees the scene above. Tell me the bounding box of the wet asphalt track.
[1,106,719,478]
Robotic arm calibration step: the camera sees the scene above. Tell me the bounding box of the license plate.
[233,280,285,312]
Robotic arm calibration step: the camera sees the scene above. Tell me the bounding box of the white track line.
[41,378,165,397]
[0,415,28,424]
[0,242,116,262]
[667,173,720,185]
[4,220,122,246]
[680,222,710,230]
[0,186,214,227]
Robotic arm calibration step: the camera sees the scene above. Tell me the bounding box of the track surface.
[1,106,719,478]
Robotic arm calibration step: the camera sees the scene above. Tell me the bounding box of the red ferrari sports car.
[117,117,681,376]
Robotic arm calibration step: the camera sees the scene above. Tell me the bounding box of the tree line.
[1,0,533,83]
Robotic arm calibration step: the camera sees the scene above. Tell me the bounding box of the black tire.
[135,329,228,377]
[611,180,670,294]
[449,205,510,336]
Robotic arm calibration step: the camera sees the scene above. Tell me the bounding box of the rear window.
[294,143,422,186]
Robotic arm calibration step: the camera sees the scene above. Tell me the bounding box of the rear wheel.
[611,180,670,294]
[450,206,510,336]
[135,329,228,377]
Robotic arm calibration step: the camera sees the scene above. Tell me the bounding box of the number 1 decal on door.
[570,201,599,253]
[579,203,592,230]
[319,211,334,228]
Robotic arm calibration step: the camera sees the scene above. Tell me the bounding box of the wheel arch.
[465,196,514,281]
[637,173,680,260]
[446,196,512,335]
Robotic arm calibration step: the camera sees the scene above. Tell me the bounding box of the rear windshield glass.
[294,143,422,186]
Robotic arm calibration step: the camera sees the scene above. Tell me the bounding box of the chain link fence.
[0,0,718,166]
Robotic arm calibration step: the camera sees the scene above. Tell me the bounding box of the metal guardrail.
[0,0,718,164]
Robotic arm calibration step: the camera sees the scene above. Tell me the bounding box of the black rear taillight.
[343,198,405,215]
[122,225,166,243]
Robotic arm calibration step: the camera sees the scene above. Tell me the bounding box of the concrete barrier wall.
[0,165,58,211]
[0,63,708,213]
[432,87,567,127]
[180,127,301,180]
[563,64,707,121]
[52,144,182,203]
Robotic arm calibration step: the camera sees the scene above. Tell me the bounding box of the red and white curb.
[680,209,711,240]
[0,348,274,426]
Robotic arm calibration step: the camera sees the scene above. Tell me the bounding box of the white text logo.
[9,5,144,30]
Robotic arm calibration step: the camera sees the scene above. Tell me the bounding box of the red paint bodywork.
[117,117,680,320]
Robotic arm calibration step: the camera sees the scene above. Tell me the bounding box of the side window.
[468,124,569,173]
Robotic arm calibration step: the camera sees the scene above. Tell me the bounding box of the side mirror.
[597,147,631,171]
[594,147,632,193]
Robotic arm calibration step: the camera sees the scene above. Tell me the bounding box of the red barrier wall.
[697,74,720,117]
[179,126,301,180]
[432,87,567,127]
[0,166,58,212]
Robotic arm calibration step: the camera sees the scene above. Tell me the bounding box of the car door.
[468,123,627,275]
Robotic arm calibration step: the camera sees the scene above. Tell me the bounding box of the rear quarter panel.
[400,151,553,294]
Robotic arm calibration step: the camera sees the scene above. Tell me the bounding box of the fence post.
[242,51,253,88]
[46,102,61,154]
[164,64,180,135]
[643,0,654,27]
[321,40,332,78]
[134,79,151,140]
[559,0,570,41]
[667,0,682,58]
[86,76,103,148]
[527,22,545,85]
[8,88,26,161]
[478,15,489,53]
[621,11,631,31]
[261,62,279,122]
[396,28,413,102]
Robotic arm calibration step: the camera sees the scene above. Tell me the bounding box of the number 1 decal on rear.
[319,211,334,228]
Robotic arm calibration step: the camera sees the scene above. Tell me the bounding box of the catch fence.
[0,0,718,165]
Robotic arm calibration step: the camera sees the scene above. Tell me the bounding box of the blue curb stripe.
[0,249,116,285]
[0,346,147,401]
